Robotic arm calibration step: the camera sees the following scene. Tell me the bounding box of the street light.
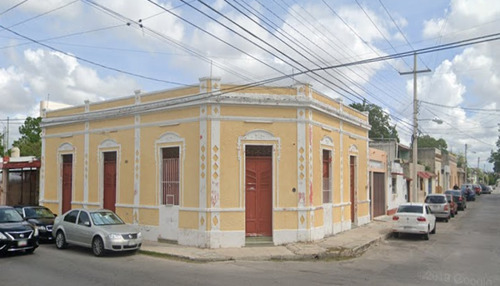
[412,117,443,202]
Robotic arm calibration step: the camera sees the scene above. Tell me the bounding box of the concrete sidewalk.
[140,216,393,262]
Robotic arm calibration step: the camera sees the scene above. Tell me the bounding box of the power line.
[420,100,500,112]
[0,24,193,87]
[0,0,29,17]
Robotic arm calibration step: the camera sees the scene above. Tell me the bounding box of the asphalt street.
[2,193,499,286]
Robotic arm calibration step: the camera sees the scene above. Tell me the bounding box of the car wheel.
[431,223,436,234]
[423,226,430,240]
[55,231,68,249]
[445,217,449,223]
[92,236,105,257]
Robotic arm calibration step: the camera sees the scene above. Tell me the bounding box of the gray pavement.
[140,216,393,262]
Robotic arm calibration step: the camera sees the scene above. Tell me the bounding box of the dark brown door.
[350,156,356,223]
[62,154,73,213]
[245,146,272,237]
[373,172,386,217]
[103,152,117,212]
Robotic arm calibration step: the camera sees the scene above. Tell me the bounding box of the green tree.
[488,131,500,173]
[350,102,399,142]
[417,135,448,150]
[12,117,42,158]
[0,132,4,156]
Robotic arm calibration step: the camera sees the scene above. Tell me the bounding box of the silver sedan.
[52,209,142,256]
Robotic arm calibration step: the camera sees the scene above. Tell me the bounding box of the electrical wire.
[0,0,29,17]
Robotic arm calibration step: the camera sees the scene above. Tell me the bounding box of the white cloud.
[403,0,500,169]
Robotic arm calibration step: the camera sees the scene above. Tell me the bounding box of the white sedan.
[392,203,436,240]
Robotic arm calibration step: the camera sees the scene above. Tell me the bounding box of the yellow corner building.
[40,77,370,248]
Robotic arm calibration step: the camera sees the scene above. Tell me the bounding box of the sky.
[0,0,499,171]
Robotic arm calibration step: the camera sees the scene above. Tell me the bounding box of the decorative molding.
[320,135,334,147]
[58,142,75,152]
[349,144,359,154]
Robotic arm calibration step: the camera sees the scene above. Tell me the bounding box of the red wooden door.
[62,154,73,213]
[245,156,272,236]
[103,152,117,212]
[373,172,386,217]
[350,156,356,223]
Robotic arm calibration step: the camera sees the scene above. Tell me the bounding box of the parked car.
[472,184,481,196]
[424,194,451,222]
[445,194,458,217]
[52,209,142,256]
[0,206,39,256]
[460,184,476,201]
[480,184,492,194]
[14,205,56,242]
[392,203,436,240]
[444,190,467,211]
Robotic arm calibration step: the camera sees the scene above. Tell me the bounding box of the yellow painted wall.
[220,212,244,231]
[90,98,135,112]
[141,87,200,103]
[45,106,85,118]
[274,211,298,229]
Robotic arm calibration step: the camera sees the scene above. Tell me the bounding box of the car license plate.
[404,226,412,229]
[18,240,27,247]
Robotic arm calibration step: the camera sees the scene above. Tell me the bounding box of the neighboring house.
[369,140,408,215]
[0,148,40,206]
[368,148,387,218]
[443,152,458,191]
[40,77,371,248]
[418,148,443,194]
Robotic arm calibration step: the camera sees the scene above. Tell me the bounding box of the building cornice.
[42,92,370,130]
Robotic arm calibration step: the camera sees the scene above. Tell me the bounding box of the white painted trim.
[115,204,159,209]
[297,108,307,235]
[42,93,370,132]
[84,122,89,207]
[333,202,351,207]
[39,128,46,203]
[210,104,221,231]
[180,207,244,212]
[133,114,141,223]
[71,201,101,207]
[199,105,207,232]
[42,115,368,143]
[39,199,59,204]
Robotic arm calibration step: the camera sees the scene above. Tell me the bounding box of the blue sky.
[0,0,499,171]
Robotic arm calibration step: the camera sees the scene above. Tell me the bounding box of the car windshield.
[0,208,24,223]
[90,211,124,226]
[25,207,55,219]
[397,205,423,213]
[425,196,446,203]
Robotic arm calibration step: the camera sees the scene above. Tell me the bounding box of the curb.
[139,232,392,262]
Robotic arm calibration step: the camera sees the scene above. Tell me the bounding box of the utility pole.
[399,53,431,202]
[465,144,468,183]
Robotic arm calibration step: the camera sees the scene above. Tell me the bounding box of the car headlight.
[108,234,122,240]
[36,225,46,231]
[137,232,142,238]
[0,232,7,240]
[34,228,39,237]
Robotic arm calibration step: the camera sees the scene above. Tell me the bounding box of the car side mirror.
[84,221,91,227]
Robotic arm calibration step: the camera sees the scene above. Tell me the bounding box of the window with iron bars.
[161,147,179,206]
[322,149,332,203]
